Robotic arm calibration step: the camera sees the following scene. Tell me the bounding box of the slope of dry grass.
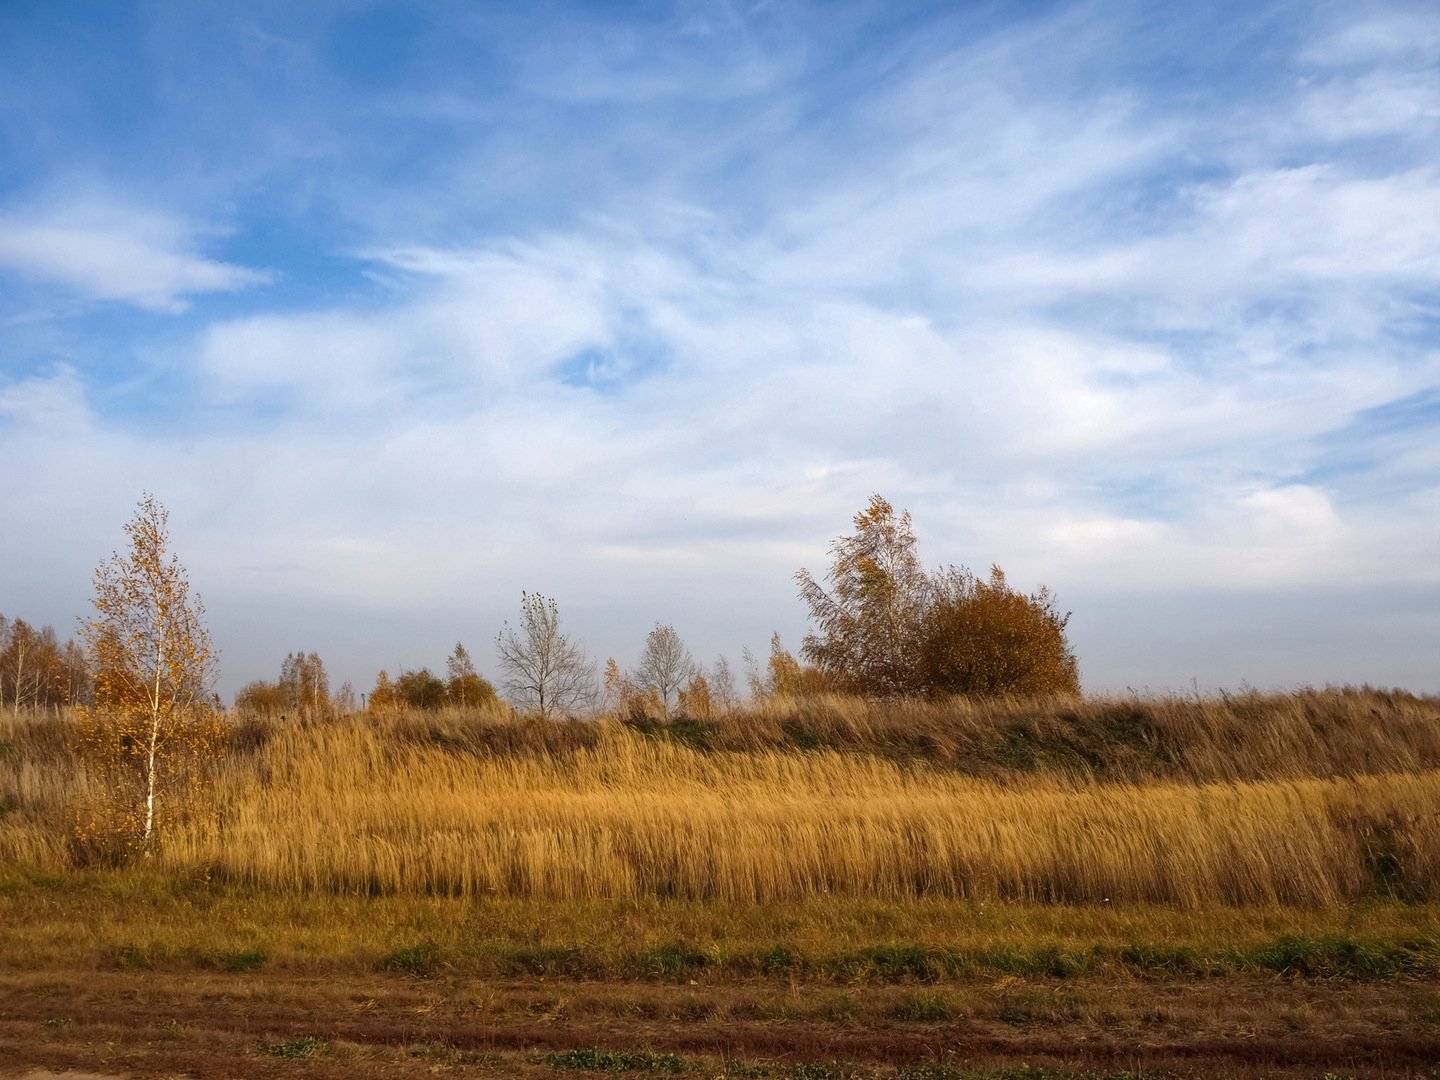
[3,688,1439,905]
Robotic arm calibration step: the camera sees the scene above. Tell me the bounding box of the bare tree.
[495,592,594,718]
[709,654,738,709]
[633,623,698,718]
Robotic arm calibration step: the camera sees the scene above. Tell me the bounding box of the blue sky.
[1,0,1436,699]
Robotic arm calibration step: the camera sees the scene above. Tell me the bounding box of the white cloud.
[200,241,618,408]
[1296,69,1440,141]
[1300,11,1440,66]
[0,364,90,430]
[0,200,272,313]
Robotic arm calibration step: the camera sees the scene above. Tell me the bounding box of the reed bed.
[3,688,1439,906]
[159,718,1438,905]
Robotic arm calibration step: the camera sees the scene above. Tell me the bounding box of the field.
[2,688,1440,1078]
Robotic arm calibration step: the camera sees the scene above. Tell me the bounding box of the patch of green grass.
[632,941,709,979]
[627,718,719,751]
[261,1034,329,1058]
[504,944,595,977]
[759,945,799,974]
[201,946,267,972]
[720,1063,772,1079]
[1246,934,1424,978]
[824,992,860,1022]
[993,991,1043,1027]
[789,1064,855,1080]
[847,944,934,980]
[383,938,444,977]
[893,990,957,1021]
[1116,943,1210,976]
[544,1048,686,1073]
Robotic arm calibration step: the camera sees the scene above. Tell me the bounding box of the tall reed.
[152,716,1440,905]
[4,689,1439,906]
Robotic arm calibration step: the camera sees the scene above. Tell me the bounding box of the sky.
[0,0,1436,701]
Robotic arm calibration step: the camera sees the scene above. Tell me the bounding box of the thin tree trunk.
[143,634,165,851]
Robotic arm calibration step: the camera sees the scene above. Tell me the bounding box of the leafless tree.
[633,623,698,717]
[495,592,594,718]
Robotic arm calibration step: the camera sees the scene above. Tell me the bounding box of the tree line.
[236,497,1077,721]
[7,492,1078,722]
[35,492,1078,858]
[0,614,92,713]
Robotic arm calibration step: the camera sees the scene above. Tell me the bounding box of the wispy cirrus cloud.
[0,198,272,313]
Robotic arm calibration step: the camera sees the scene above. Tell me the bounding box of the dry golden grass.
[159,720,1438,904]
[3,688,1439,905]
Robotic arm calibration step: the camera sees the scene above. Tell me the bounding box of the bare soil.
[2,966,1438,1079]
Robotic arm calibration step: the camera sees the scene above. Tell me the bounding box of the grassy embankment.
[6,686,1440,905]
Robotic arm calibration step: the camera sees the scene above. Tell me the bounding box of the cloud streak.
[0,199,272,313]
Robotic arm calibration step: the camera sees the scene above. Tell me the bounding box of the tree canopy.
[797,495,1078,699]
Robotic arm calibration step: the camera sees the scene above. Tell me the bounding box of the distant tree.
[918,566,1079,699]
[279,651,329,715]
[1,617,52,712]
[75,495,220,856]
[395,667,448,710]
[0,616,87,711]
[495,592,593,718]
[368,670,401,714]
[233,679,286,714]
[332,680,358,714]
[0,616,9,707]
[676,673,713,720]
[58,637,93,707]
[633,623,698,718]
[797,495,1079,700]
[604,656,659,720]
[235,651,329,716]
[445,642,496,709]
[763,633,833,699]
[708,655,738,710]
[796,495,930,697]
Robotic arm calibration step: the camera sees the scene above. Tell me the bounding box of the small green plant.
[205,947,266,972]
[262,1035,328,1058]
[383,939,443,977]
[544,1048,685,1073]
[721,1062,773,1079]
[759,945,798,974]
[859,944,933,980]
[894,990,956,1021]
[824,992,859,1022]
[636,941,707,979]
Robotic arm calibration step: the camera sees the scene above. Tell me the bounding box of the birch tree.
[495,592,593,718]
[633,623,698,717]
[76,495,220,857]
[796,494,930,696]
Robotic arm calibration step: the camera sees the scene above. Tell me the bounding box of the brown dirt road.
[3,967,1439,1079]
